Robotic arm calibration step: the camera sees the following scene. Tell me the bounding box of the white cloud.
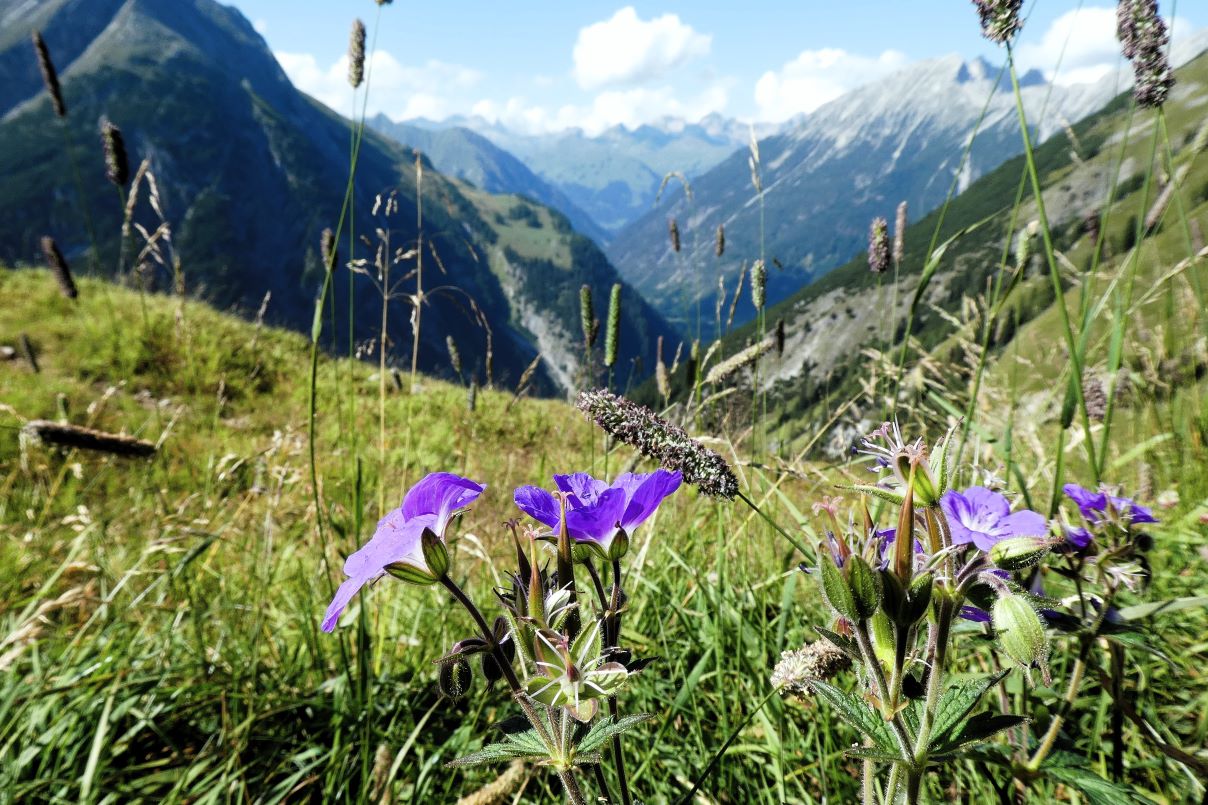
[754,48,909,121]
[253,18,268,35]
[1015,6,1195,87]
[275,50,483,119]
[471,83,729,137]
[573,6,711,90]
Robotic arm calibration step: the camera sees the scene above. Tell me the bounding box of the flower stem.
[608,558,634,805]
[735,490,811,558]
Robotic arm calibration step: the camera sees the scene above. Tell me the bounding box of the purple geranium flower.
[321,472,484,632]
[513,470,682,553]
[1063,483,1157,526]
[941,486,1047,552]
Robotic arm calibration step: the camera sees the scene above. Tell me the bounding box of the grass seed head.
[41,236,77,299]
[100,117,129,188]
[348,19,367,89]
[32,31,65,117]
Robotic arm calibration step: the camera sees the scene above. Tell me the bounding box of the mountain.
[0,0,675,394]
[414,114,776,237]
[603,51,1182,332]
[701,47,1208,453]
[367,114,611,245]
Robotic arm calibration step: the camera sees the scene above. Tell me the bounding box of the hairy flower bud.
[990,536,1054,571]
[992,594,1050,683]
[847,555,882,621]
[819,553,858,622]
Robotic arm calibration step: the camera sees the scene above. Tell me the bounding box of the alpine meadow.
[4,1,1208,803]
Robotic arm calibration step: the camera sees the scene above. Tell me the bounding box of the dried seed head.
[750,259,767,310]
[348,19,367,89]
[320,228,337,273]
[704,334,775,386]
[668,218,681,253]
[775,318,786,357]
[1082,375,1108,421]
[99,117,129,188]
[41,236,77,299]
[446,335,462,376]
[604,283,622,368]
[31,31,65,118]
[771,639,851,697]
[1117,0,1173,108]
[972,0,1023,45]
[655,336,670,401]
[892,201,908,266]
[868,217,890,274]
[576,389,739,499]
[715,223,725,257]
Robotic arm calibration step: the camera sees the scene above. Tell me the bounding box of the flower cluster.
[972,0,1023,45]
[322,468,679,800]
[1117,0,1174,108]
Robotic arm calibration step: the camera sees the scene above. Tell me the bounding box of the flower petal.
[401,472,485,531]
[619,469,682,529]
[997,509,1048,539]
[514,485,561,529]
[941,490,978,546]
[565,487,627,544]
[961,486,1010,518]
[554,472,608,508]
[1063,483,1105,518]
[322,576,367,632]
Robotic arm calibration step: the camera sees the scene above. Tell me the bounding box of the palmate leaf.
[1041,753,1158,805]
[576,713,655,754]
[808,680,902,757]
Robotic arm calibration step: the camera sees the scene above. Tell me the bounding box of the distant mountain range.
[0,0,675,394]
[406,113,778,238]
[602,54,1137,332]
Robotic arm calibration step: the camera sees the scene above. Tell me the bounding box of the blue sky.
[227,1,1208,134]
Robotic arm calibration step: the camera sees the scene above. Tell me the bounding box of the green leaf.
[501,728,548,755]
[845,484,907,506]
[1115,595,1208,622]
[813,626,860,662]
[447,741,541,768]
[577,713,655,754]
[1041,755,1157,805]
[928,670,1009,751]
[929,713,1027,758]
[843,746,904,764]
[808,680,901,757]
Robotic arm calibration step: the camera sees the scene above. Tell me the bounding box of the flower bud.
[904,572,934,625]
[819,554,858,623]
[438,657,473,698]
[879,569,907,623]
[846,555,882,621]
[607,527,630,561]
[420,527,450,579]
[868,610,895,668]
[990,536,1054,571]
[992,594,1050,683]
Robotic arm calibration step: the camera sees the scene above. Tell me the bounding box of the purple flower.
[321,472,484,632]
[1063,483,1157,526]
[941,486,1047,552]
[514,470,682,554]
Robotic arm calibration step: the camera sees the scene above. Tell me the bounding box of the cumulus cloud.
[275,50,483,120]
[754,48,910,121]
[573,6,711,90]
[1015,5,1196,86]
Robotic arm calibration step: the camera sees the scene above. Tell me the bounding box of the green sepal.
[384,561,438,586]
[819,555,858,622]
[420,528,449,579]
[846,484,907,506]
[847,555,882,621]
[607,528,630,561]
